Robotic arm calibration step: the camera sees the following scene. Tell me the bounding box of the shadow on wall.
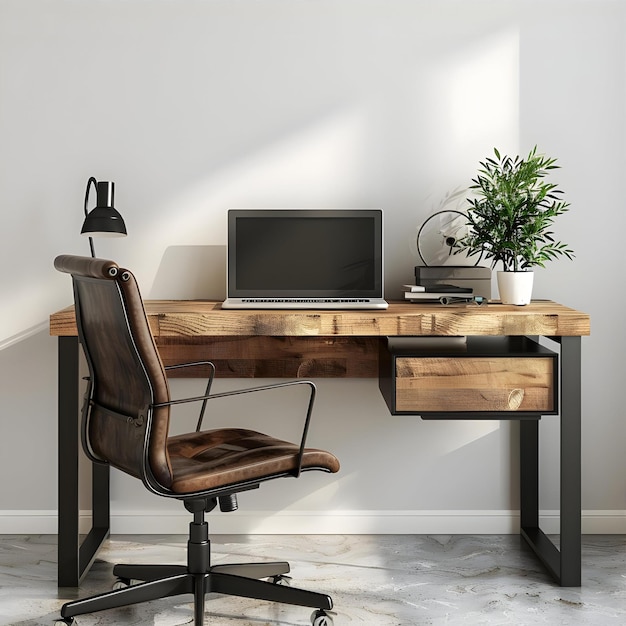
[149,245,226,300]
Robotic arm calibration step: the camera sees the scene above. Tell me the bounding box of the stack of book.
[402,283,473,302]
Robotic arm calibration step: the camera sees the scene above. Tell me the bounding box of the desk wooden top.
[50,300,590,338]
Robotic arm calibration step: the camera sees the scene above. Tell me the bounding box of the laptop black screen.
[227,209,383,298]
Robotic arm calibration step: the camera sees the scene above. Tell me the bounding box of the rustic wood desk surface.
[50,300,589,379]
[50,299,590,338]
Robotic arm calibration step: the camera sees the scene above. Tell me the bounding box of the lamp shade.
[81,181,127,237]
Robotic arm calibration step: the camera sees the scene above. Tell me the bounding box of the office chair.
[53,255,340,626]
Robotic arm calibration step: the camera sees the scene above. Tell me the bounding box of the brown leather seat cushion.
[167,428,340,494]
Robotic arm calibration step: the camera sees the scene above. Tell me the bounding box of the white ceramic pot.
[497,271,534,305]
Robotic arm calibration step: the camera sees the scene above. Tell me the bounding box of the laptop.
[222,209,388,309]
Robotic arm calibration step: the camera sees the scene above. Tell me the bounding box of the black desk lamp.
[81,177,127,257]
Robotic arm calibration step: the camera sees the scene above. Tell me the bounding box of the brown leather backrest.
[54,255,173,489]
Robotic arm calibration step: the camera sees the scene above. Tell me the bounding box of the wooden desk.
[50,300,590,587]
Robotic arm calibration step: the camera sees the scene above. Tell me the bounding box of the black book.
[403,283,472,294]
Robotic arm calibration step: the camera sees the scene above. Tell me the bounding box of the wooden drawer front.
[395,356,555,413]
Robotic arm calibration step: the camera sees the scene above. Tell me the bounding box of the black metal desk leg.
[520,420,539,529]
[57,336,110,587]
[58,336,80,587]
[559,336,582,586]
[519,336,582,586]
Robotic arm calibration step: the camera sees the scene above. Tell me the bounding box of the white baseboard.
[1,510,624,535]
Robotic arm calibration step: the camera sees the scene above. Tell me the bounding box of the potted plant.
[455,146,575,305]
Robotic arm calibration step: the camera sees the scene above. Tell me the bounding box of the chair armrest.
[163,361,216,432]
[153,380,317,477]
[164,361,215,375]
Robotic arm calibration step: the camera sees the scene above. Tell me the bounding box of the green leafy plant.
[456,147,575,271]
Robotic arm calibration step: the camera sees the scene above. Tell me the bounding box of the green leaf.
[458,146,573,269]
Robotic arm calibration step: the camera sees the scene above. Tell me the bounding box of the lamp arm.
[84,176,98,258]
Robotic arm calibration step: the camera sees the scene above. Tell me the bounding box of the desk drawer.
[379,337,558,417]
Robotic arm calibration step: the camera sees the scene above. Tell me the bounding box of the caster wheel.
[270,574,292,586]
[311,609,334,626]
[54,619,74,625]
[112,577,131,590]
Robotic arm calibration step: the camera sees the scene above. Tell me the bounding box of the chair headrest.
[54,255,120,280]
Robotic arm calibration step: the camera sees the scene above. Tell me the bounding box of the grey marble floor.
[0,534,624,625]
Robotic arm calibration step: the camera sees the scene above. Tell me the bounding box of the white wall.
[1,0,624,534]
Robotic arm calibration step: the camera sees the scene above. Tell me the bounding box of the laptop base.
[222,298,389,310]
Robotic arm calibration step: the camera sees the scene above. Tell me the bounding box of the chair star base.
[59,502,332,626]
